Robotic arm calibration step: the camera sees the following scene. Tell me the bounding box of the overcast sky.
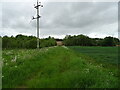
[0,0,118,39]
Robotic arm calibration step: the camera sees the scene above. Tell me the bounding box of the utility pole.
[32,0,43,49]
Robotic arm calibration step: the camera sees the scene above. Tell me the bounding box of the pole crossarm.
[32,0,43,49]
[32,15,41,20]
[34,5,41,9]
[33,1,43,20]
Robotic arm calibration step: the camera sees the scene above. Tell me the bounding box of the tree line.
[2,34,56,49]
[1,34,120,49]
[63,34,120,46]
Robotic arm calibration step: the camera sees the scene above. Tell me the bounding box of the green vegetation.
[2,46,118,88]
[2,34,120,49]
[63,34,120,46]
[2,35,56,49]
[68,46,119,65]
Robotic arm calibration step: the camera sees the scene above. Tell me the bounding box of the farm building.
[55,39,64,46]
[56,41,63,46]
[116,45,120,46]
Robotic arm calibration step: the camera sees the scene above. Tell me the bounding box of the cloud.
[40,2,118,38]
[1,1,118,38]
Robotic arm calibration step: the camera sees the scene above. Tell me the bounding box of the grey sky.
[1,1,118,39]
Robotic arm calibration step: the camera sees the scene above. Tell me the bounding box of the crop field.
[2,46,119,88]
[68,46,119,65]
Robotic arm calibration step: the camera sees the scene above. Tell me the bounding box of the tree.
[102,36,115,46]
[113,37,120,45]
[2,35,57,49]
[63,34,93,46]
[25,39,37,49]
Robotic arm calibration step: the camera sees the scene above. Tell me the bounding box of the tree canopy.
[63,34,120,46]
[1,34,120,49]
[2,34,56,49]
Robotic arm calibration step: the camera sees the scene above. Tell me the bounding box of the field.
[2,46,119,88]
[68,46,119,65]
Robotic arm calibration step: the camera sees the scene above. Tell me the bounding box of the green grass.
[2,46,119,88]
[68,46,118,65]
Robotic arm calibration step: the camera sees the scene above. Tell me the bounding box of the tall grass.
[2,46,118,88]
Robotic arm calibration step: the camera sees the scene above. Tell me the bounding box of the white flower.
[95,65,101,68]
[109,72,114,76]
[15,66,17,68]
[2,76,4,78]
[11,56,17,62]
[5,63,8,66]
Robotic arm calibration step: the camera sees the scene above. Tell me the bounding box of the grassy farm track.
[2,46,119,88]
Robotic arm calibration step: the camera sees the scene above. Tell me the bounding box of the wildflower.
[111,73,114,76]
[109,72,114,76]
[2,76,4,78]
[5,63,8,66]
[11,56,17,62]
[15,66,17,68]
[96,65,100,68]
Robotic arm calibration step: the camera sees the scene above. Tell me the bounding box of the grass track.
[2,46,119,88]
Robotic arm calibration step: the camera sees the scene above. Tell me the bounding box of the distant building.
[55,39,64,46]
[56,41,63,46]
[116,45,120,46]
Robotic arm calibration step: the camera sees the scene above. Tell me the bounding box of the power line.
[32,0,43,49]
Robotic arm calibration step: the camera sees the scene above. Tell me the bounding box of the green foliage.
[101,36,116,46]
[2,46,118,88]
[2,34,120,48]
[63,35,120,46]
[64,34,93,46]
[25,39,37,49]
[40,37,56,48]
[2,35,56,49]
